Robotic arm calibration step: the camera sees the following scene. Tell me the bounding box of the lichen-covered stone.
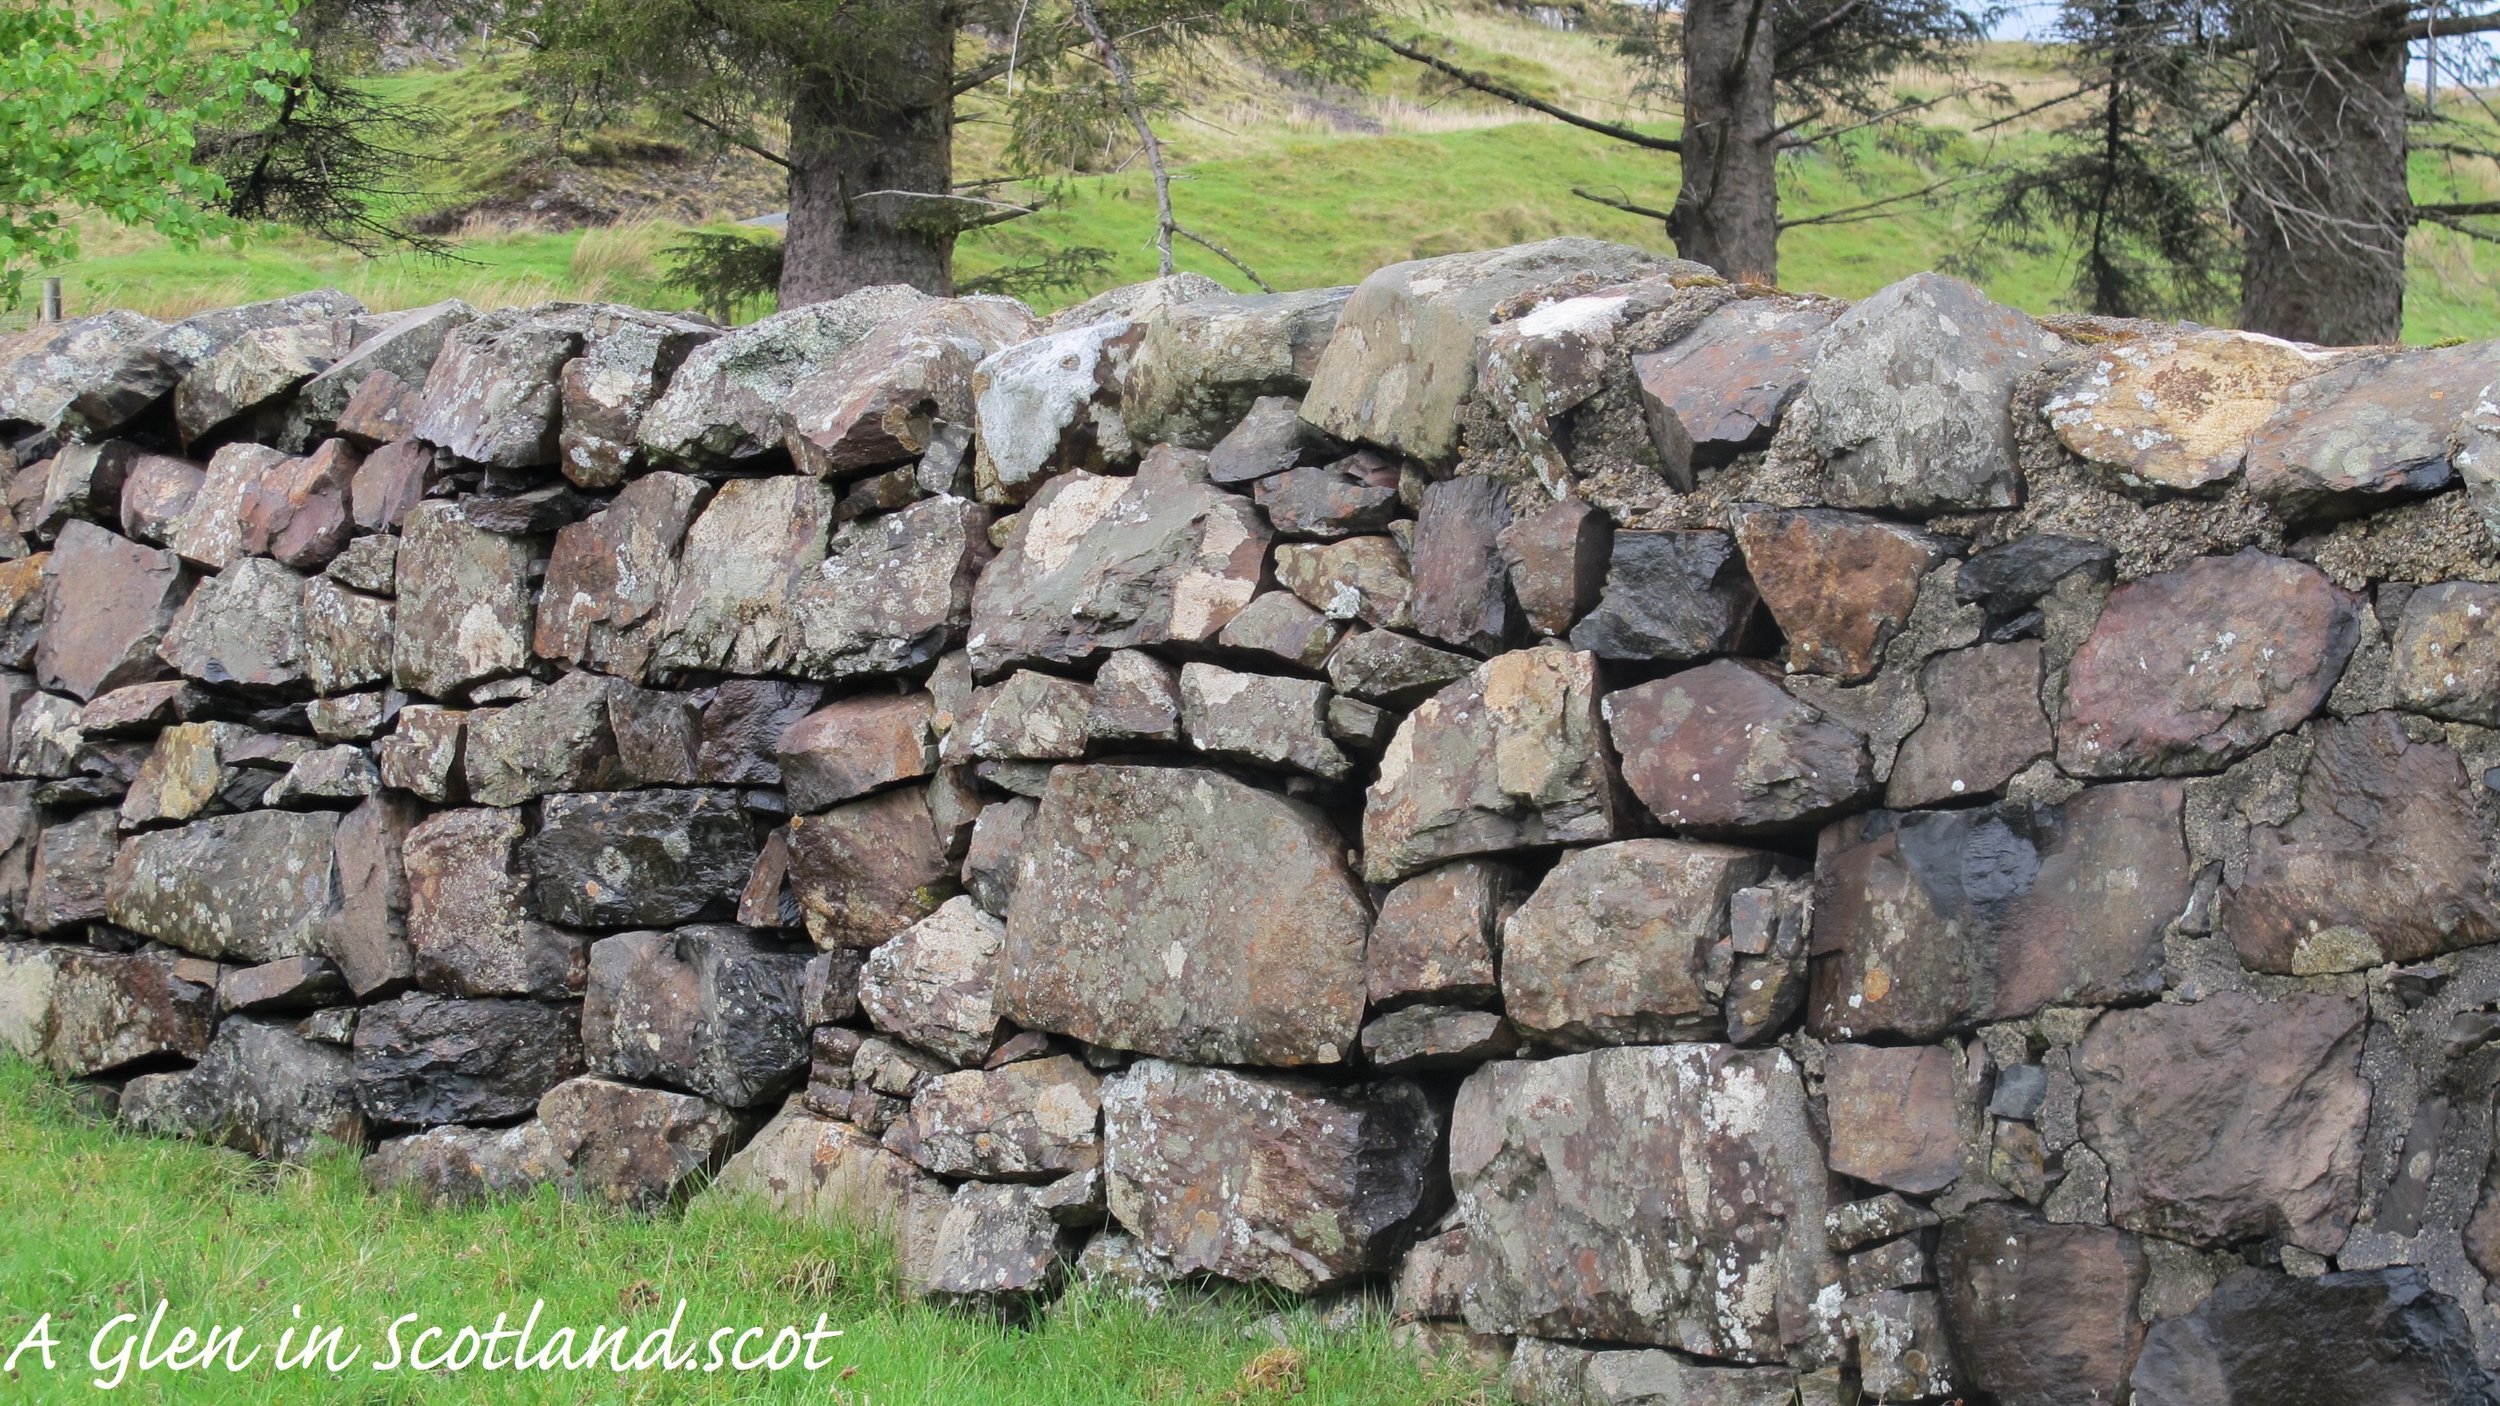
[650,475,833,677]
[581,925,810,1108]
[1451,1044,1841,1361]
[1102,1059,1438,1293]
[639,286,928,466]
[409,303,590,467]
[532,471,709,681]
[907,1054,1102,1181]
[528,789,758,929]
[1501,839,1783,1048]
[788,496,991,681]
[462,671,624,807]
[1803,272,2057,512]
[1001,765,1367,1066]
[2058,551,2356,776]
[1274,534,1413,630]
[118,1016,363,1162]
[967,459,1266,676]
[2245,342,2497,520]
[363,1120,564,1206]
[860,896,1005,1066]
[43,946,218,1077]
[2046,329,2336,498]
[292,299,477,447]
[2389,580,2500,725]
[157,555,308,694]
[1363,646,1618,883]
[1177,662,1350,781]
[107,809,341,963]
[555,308,715,486]
[403,807,579,998]
[1302,239,1668,466]
[784,297,1035,476]
[391,501,534,699]
[1124,286,1351,449]
[538,1075,745,1211]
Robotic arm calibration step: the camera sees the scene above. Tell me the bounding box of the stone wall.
[1,240,2498,1404]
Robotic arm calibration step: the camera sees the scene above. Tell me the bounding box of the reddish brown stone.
[1633,298,1834,487]
[2222,713,2500,974]
[1731,507,1952,682]
[1250,453,1400,540]
[29,807,118,933]
[1498,498,1611,639]
[334,367,423,446]
[238,438,358,570]
[1605,658,1874,834]
[2059,550,2356,776]
[777,693,936,811]
[1366,858,1510,1008]
[695,679,822,786]
[1408,477,1516,656]
[35,521,183,700]
[531,472,709,682]
[784,783,955,948]
[117,452,203,546]
[1501,838,1783,1048]
[1823,1043,1966,1194]
[2390,581,2500,725]
[2075,990,2369,1255]
[1886,641,2052,807]
[1938,1204,2148,1406]
[349,439,438,533]
[0,554,46,669]
[1808,782,2190,1040]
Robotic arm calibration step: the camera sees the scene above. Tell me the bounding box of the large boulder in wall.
[999,764,1367,1067]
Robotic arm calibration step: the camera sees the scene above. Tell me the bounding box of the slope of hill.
[22,6,2500,342]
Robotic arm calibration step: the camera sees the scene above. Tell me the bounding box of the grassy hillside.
[19,10,2500,342]
[0,1060,1485,1405]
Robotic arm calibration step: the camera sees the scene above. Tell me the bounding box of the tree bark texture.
[1674,0,1782,282]
[779,2,957,306]
[2234,0,2410,345]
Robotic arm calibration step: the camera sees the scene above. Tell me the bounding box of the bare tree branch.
[674,105,789,170]
[1779,176,1966,228]
[1072,0,1178,275]
[1574,186,1678,222]
[1371,31,1684,153]
[1174,226,1274,291]
[2397,9,2500,42]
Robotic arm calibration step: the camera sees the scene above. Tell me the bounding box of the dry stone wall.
[3,240,2500,1404]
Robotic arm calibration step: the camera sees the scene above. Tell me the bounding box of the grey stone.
[119,1016,363,1162]
[158,556,307,694]
[1178,662,1350,780]
[107,809,341,962]
[352,991,586,1126]
[1567,530,1758,662]
[1803,272,2058,512]
[410,302,589,468]
[650,475,832,677]
[639,286,929,466]
[528,789,758,928]
[581,925,810,1107]
[861,896,1005,1067]
[391,501,534,700]
[1001,764,1368,1067]
[1102,1059,1439,1293]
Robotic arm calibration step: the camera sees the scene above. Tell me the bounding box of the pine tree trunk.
[779,5,956,307]
[2234,1,2409,345]
[1674,0,1781,282]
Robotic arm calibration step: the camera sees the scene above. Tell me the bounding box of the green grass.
[0,1060,1487,1404]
